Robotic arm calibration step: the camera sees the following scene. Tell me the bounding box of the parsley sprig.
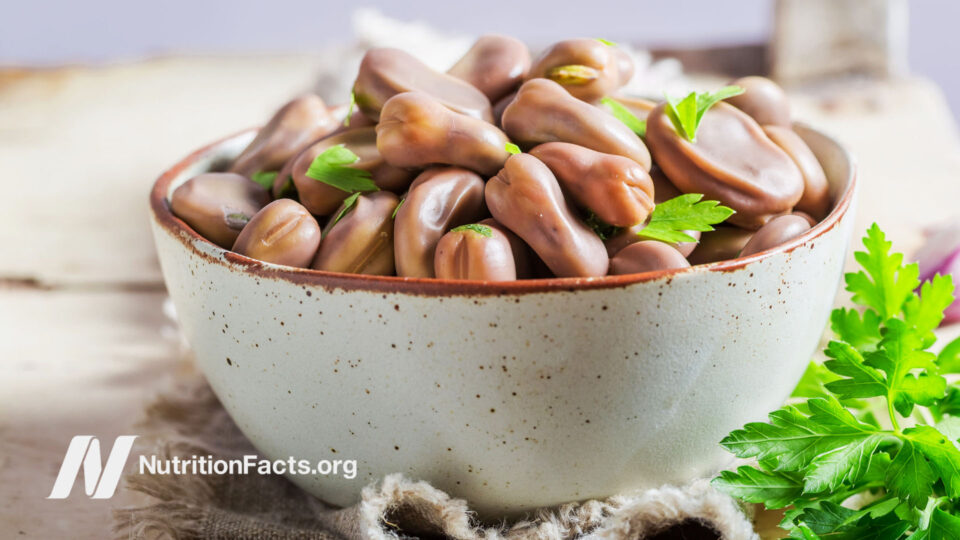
[250,170,278,190]
[665,85,744,142]
[713,224,960,539]
[305,145,378,193]
[451,223,493,238]
[307,144,379,233]
[600,97,646,138]
[635,193,734,243]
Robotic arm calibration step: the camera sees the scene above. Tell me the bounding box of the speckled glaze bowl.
[150,124,856,517]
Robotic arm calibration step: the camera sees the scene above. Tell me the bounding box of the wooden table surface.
[2,57,960,538]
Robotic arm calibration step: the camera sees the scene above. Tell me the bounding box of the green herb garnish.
[305,144,379,194]
[664,85,744,142]
[391,198,404,219]
[343,92,357,127]
[595,38,617,47]
[713,224,960,538]
[600,97,646,138]
[327,192,361,233]
[250,170,278,190]
[451,223,493,238]
[505,142,521,155]
[276,174,296,199]
[584,212,621,241]
[635,193,734,243]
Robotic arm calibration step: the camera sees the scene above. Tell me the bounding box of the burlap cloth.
[110,374,759,540]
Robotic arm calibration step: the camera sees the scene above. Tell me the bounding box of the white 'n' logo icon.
[47,435,138,499]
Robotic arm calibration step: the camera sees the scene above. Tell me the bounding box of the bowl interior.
[154,121,856,292]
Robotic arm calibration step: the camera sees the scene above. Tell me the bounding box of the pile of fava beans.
[170,35,831,281]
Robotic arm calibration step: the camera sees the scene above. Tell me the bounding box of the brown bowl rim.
[150,125,856,296]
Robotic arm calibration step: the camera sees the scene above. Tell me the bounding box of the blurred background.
[1,0,959,118]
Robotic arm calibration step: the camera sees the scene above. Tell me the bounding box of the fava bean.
[232,199,321,267]
[394,168,486,278]
[311,191,400,275]
[725,76,791,128]
[353,48,492,122]
[645,101,803,229]
[434,223,517,281]
[686,226,755,265]
[609,241,690,275]
[485,154,608,277]
[377,92,511,175]
[527,39,632,103]
[448,35,531,103]
[530,142,654,227]
[170,173,270,248]
[502,79,651,170]
[739,214,811,257]
[230,95,338,177]
[478,218,535,279]
[762,125,831,220]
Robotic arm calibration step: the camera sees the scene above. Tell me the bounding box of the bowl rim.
[150,124,857,296]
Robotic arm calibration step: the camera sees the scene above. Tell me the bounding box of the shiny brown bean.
[529,142,654,227]
[353,48,492,122]
[491,91,516,127]
[739,214,811,257]
[478,218,535,279]
[485,154,608,277]
[394,168,487,278]
[231,200,321,268]
[502,78,651,170]
[608,241,690,275]
[311,191,400,275]
[170,173,270,248]
[762,125,831,220]
[645,101,803,229]
[377,92,511,176]
[434,224,517,281]
[686,226,755,265]
[229,95,338,177]
[527,38,632,102]
[447,35,531,103]
[724,76,791,128]
[289,127,415,216]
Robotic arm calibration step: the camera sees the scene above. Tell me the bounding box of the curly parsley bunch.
[714,224,960,539]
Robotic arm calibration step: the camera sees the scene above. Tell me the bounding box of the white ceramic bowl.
[150,124,856,516]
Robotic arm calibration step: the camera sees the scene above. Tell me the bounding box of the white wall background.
[1,0,958,117]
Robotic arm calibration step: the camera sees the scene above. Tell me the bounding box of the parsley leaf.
[250,170,278,190]
[711,466,803,509]
[713,223,960,537]
[664,85,744,142]
[451,223,493,238]
[847,224,919,320]
[600,97,646,138]
[327,192,361,233]
[584,212,621,241]
[305,145,379,194]
[391,197,404,219]
[635,193,734,243]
